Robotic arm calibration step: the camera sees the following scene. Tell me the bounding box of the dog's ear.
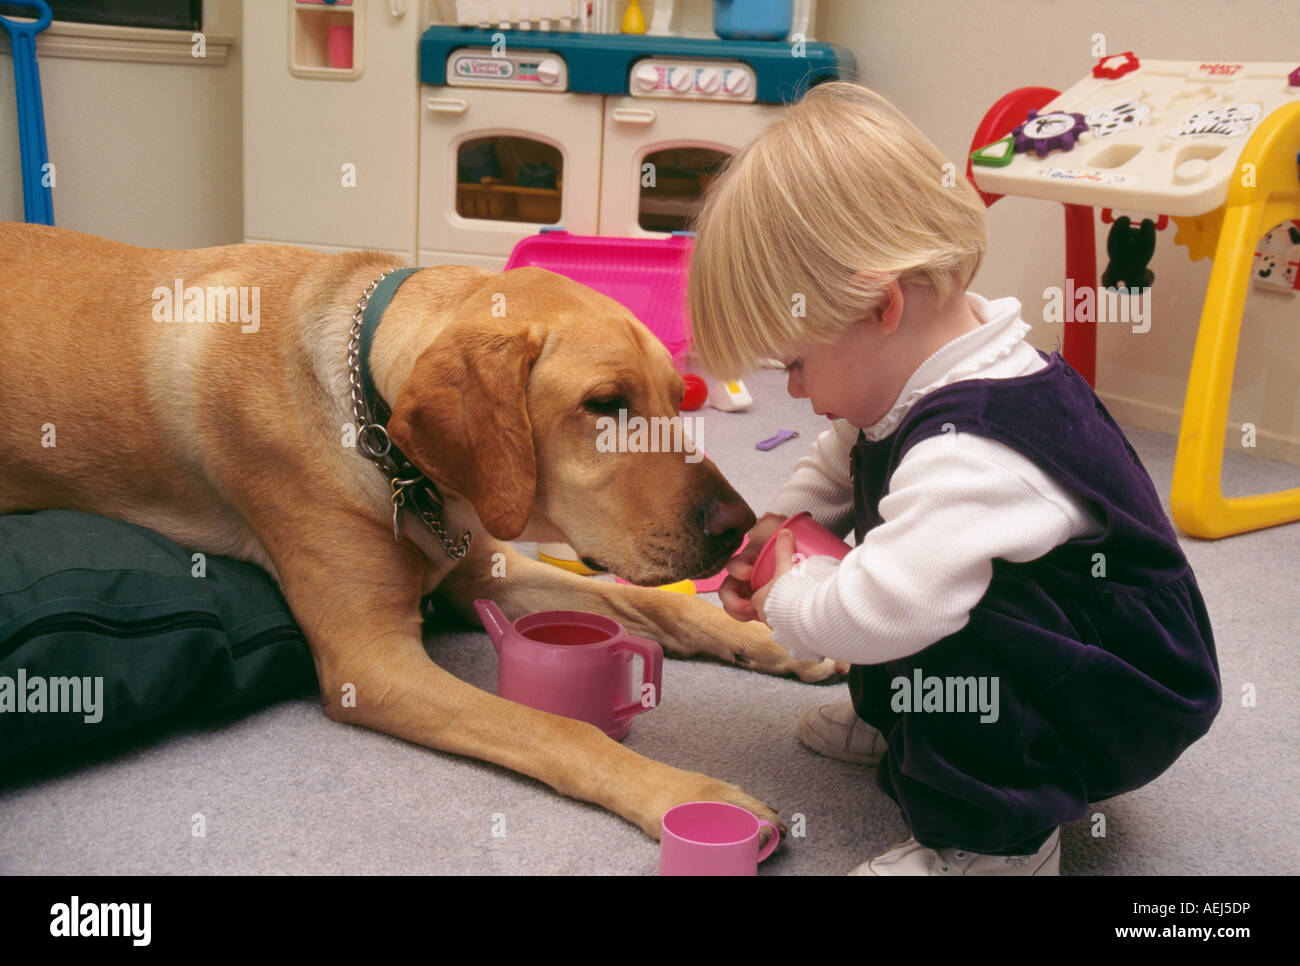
[387,322,544,541]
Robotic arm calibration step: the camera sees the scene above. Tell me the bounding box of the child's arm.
[718,421,857,624]
[760,431,1102,664]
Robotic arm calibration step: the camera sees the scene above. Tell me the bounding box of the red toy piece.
[680,373,707,411]
[1093,51,1140,80]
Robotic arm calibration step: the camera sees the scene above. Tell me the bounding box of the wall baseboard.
[1099,389,1300,468]
[0,21,232,66]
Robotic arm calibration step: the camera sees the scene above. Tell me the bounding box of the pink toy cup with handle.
[750,512,852,591]
[475,599,663,741]
[659,801,780,875]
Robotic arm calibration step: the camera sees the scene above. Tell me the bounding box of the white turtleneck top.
[762,293,1105,664]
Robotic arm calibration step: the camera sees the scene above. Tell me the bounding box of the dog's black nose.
[702,495,756,542]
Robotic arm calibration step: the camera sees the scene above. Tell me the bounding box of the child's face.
[779,319,909,429]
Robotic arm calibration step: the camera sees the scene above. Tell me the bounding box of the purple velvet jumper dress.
[848,352,1221,855]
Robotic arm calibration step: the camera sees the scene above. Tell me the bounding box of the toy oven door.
[598,96,784,238]
[418,86,602,268]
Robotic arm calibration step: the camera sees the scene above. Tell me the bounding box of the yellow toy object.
[1170,206,1225,263]
[620,0,647,34]
[540,541,698,593]
[650,579,697,594]
[709,378,753,412]
[1171,100,1300,538]
[537,541,601,575]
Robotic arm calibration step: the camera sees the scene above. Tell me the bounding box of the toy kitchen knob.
[634,63,660,92]
[669,66,693,93]
[697,67,721,93]
[535,57,561,85]
[723,69,749,96]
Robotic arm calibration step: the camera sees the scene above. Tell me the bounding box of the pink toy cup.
[750,512,852,591]
[475,600,662,741]
[659,801,780,875]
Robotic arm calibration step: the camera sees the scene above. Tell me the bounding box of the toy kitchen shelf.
[968,56,1300,539]
[289,0,364,79]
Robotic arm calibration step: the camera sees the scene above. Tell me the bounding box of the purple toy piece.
[756,429,798,451]
[1013,110,1089,158]
[1289,65,1300,88]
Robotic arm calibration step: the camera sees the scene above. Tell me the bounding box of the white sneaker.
[849,827,1061,876]
[797,700,887,765]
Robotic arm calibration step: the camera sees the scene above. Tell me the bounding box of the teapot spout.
[474,599,511,654]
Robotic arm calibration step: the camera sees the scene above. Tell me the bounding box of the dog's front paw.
[726,622,848,683]
[788,657,850,684]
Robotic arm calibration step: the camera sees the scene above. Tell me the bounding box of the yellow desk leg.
[1172,101,1300,538]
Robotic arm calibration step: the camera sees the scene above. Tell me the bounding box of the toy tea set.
[477,513,850,873]
[478,593,781,873]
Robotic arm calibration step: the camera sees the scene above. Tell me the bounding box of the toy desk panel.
[974,59,1300,216]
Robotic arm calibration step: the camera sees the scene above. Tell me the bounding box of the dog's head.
[386,266,755,584]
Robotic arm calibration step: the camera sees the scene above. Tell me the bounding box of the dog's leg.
[267,520,786,840]
[435,541,845,684]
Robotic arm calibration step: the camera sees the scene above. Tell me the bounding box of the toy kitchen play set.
[242,1,855,267]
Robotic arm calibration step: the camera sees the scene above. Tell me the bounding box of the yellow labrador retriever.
[0,223,841,839]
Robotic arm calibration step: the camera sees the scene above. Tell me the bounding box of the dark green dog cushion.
[0,510,318,765]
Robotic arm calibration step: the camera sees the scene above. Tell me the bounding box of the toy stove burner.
[1013,110,1089,157]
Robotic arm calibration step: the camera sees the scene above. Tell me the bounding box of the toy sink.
[504,229,694,365]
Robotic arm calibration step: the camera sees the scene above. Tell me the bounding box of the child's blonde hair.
[687,81,987,378]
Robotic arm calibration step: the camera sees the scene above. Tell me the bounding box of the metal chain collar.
[347,270,472,560]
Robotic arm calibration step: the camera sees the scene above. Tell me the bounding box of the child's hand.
[751,530,798,625]
[719,513,785,622]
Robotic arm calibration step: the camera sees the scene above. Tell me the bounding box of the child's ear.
[850,269,903,332]
[876,278,906,333]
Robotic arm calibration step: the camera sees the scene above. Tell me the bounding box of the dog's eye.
[583,395,628,415]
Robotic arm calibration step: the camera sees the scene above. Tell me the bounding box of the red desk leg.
[1063,203,1097,386]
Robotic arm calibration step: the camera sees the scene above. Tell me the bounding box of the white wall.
[821,0,1300,465]
[0,0,242,248]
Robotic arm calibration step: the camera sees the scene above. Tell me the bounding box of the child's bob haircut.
[687,81,987,379]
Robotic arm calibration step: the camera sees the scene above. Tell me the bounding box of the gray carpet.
[1,366,1296,875]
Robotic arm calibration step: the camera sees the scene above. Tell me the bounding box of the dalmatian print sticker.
[1171,103,1261,138]
[1085,100,1152,138]
[1252,220,1300,293]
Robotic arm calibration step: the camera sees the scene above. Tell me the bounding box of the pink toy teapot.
[475,599,663,741]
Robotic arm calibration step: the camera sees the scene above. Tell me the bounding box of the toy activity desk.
[969,56,1300,538]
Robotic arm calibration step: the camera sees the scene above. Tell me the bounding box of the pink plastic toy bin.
[504,230,694,366]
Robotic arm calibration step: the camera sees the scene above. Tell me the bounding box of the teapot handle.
[611,635,663,721]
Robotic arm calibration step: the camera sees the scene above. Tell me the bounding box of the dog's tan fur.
[0,224,843,838]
